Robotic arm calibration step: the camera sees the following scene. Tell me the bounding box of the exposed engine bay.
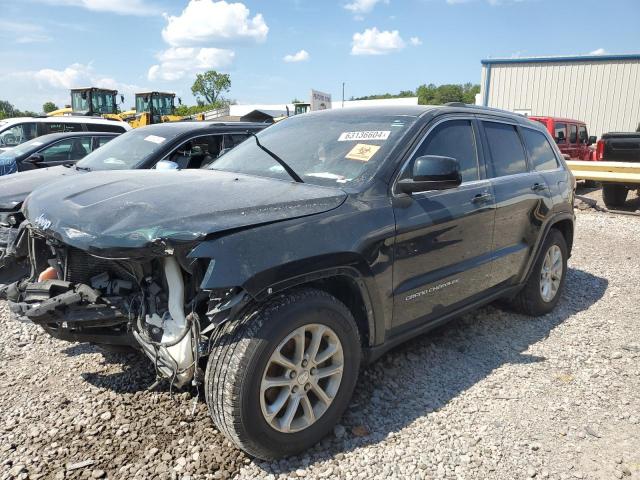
[6,224,246,388]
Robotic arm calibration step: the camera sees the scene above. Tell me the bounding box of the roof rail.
[444,102,467,107]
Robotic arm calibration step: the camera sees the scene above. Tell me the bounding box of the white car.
[0,116,131,152]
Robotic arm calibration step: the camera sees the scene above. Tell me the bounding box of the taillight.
[595,140,605,160]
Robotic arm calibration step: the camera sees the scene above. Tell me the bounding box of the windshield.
[0,136,46,160]
[92,91,116,114]
[153,95,174,116]
[71,91,90,114]
[209,112,418,187]
[76,128,178,170]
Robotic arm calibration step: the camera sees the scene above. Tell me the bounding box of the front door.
[391,118,496,331]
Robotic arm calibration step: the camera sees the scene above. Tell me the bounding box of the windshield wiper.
[247,131,303,183]
[75,165,91,172]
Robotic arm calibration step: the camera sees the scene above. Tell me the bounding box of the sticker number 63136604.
[338,131,390,142]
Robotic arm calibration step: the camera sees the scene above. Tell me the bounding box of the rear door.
[391,117,496,330]
[577,125,590,160]
[566,123,579,159]
[479,119,553,287]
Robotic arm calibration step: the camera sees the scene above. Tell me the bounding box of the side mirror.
[397,155,462,194]
[155,160,179,171]
[25,153,44,164]
[588,135,597,146]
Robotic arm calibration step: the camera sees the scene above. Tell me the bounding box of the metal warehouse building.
[479,54,640,137]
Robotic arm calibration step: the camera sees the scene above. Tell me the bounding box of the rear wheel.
[511,229,567,316]
[602,184,628,208]
[205,288,361,460]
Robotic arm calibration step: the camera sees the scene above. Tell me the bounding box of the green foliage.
[350,83,480,105]
[0,99,37,119]
[174,102,225,117]
[42,101,58,113]
[416,83,480,105]
[291,98,303,104]
[352,90,416,101]
[191,71,231,105]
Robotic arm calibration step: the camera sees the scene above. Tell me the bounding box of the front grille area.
[64,248,133,285]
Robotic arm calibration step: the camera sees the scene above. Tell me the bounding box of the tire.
[205,288,361,460]
[511,229,568,316]
[602,184,628,208]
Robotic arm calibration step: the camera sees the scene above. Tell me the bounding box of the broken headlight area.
[7,227,249,388]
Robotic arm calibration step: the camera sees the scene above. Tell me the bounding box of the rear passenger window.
[578,126,588,143]
[483,122,528,177]
[85,123,127,133]
[569,124,578,144]
[554,123,567,144]
[522,129,559,171]
[63,123,83,132]
[409,120,479,182]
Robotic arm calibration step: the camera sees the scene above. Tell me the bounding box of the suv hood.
[0,166,78,210]
[23,169,347,254]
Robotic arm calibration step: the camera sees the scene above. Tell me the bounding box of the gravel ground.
[1,210,639,480]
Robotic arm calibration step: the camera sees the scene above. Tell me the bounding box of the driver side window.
[404,119,479,183]
[168,135,224,169]
[40,138,91,163]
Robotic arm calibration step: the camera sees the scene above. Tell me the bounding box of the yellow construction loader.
[122,92,204,127]
[47,87,123,120]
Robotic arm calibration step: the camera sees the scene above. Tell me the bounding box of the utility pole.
[342,82,345,108]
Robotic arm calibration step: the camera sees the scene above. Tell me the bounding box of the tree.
[416,83,481,105]
[42,101,58,113]
[191,71,231,105]
[0,100,36,119]
[291,98,303,104]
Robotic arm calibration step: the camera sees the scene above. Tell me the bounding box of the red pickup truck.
[529,116,597,161]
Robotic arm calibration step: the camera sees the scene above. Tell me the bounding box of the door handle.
[531,183,548,192]
[472,192,493,204]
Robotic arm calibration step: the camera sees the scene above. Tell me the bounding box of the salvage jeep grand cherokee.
[6,105,575,459]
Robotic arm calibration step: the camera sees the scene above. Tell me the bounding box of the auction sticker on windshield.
[144,135,166,144]
[345,143,380,162]
[338,131,390,142]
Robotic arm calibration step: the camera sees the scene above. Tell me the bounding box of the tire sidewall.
[238,294,360,456]
[531,230,568,312]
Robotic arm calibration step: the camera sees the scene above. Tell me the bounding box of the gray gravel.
[1,209,639,480]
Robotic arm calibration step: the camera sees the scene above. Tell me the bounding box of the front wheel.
[205,288,361,460]
[511,229,568,316]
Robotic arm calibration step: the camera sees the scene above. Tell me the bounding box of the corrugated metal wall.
[480,60,640,137]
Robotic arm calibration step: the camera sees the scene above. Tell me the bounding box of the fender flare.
[520,211,575,286]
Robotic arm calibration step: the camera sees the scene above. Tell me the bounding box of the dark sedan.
[0,132,119,176]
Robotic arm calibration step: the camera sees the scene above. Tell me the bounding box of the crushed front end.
[7,224,246,388]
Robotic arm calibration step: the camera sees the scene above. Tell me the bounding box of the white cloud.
[344,0,388,15]
[0,20,52,43]
[589,48,607,55]
[148,47,235,81]
[34,0,158,15]
[283,50,310,63]
[162,0,268,47]
[409,36,422,46]
[0,62,142,111]
[351,27,405,55]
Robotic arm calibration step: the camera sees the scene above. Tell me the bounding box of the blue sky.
[1,0,639,111]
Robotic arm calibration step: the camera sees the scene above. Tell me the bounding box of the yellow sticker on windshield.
[345,143,380,162]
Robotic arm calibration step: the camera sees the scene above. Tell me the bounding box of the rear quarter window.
[522,128,559,171]
[483,122,528,177]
